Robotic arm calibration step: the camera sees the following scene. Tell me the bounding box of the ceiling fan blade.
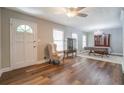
[76,7,86,11]
[65,7,86,12]
[77,13,88,17]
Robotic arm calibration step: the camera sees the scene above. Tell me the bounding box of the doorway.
[10,18,37,69]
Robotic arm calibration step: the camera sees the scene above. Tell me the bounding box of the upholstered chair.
[47,43,63,64]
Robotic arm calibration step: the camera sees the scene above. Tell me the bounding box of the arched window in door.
[16,25,33,33]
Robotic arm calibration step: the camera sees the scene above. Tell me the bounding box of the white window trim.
[72,33,78,50]
[53,29,64,52]
[82,35,87,48]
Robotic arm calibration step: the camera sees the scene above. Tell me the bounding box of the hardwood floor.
[0,57,123,85]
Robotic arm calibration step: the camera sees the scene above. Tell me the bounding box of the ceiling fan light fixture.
[67,12,76,17]
[65,7,87,18]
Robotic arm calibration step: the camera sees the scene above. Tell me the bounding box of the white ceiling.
[7,7,123,31]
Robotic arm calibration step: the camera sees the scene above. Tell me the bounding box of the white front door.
[10,18,37,69]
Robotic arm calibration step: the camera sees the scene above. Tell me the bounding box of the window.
[53,30,64,51]
[82,35,87,48]
[16,25,33,33]
[72,33,78,49]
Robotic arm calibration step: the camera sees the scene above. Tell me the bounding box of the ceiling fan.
[65,7,88,17]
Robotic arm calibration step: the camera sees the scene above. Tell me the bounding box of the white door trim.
[10,18,37,70]
[0,71,2,77]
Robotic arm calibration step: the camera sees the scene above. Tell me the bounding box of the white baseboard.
[0,66,12,77]
[1,67,12,72]
[110,53,123,56]
[37,59,48,64]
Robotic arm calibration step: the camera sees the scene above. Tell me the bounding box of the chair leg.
[49,59,51,64]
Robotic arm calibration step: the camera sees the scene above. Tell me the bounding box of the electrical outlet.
[44,56,47,59]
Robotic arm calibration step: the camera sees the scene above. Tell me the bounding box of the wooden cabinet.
[67,38,76,50]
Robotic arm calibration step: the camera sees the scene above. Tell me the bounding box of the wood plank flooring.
[0,57,123,85]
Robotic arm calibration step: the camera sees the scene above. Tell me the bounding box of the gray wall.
[120,10,124,56]
[123,26,124,56]
[87,27,123,55]
[0,8,84,68]
[87,32,94,47]
[123,23,124,56]
[0,8,1,68]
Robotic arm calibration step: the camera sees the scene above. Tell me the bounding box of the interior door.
[10,18,37,69]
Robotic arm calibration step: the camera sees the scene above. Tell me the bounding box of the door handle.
[33,41,37,48]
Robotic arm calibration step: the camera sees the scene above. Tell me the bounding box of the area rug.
[78,52,124,72]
